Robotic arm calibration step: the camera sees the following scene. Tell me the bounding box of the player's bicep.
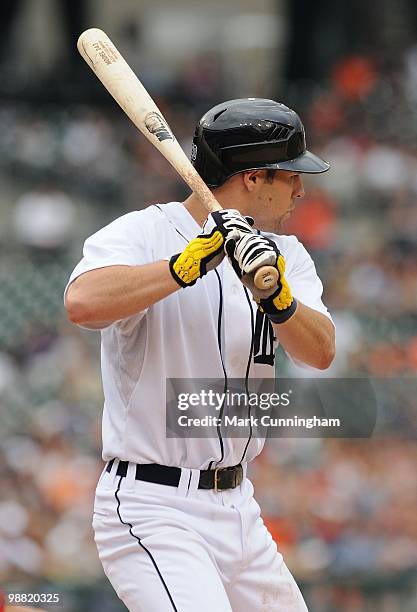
[64,266,128,328]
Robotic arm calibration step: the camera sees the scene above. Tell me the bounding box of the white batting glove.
[225,232,277,277]
[203,209,255,241]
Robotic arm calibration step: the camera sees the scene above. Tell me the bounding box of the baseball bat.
[77,28,278,290]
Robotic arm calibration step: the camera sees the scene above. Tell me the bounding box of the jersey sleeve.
[67,211,153,285]
[64,211,154,328]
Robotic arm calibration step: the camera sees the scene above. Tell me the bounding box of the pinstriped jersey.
[65,202,332,469]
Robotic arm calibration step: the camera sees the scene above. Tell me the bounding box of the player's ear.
[242,170,264,192]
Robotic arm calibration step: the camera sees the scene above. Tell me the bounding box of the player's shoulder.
[88,203,175,239]
[121,201,186,229]
[107,205,165,228]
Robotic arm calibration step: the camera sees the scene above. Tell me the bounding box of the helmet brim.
[206,149,331,187]
[272,150,330,174]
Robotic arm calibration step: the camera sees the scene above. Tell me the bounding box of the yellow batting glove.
[170,209,255,288]
[169,228,225,287]
[256,253,298,323]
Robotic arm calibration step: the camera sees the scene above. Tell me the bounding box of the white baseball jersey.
[66,201,332,469]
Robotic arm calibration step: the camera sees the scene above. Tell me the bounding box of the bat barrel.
[77,28,277,289]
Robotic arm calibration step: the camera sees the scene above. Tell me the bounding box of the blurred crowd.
[1,40,417,611]
[257,439,417,608]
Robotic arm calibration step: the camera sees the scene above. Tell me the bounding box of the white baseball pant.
[92,460,308,612]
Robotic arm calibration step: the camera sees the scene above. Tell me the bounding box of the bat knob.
[254,266,279,290]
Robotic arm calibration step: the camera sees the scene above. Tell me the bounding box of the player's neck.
[182,190,243,227]
[182,193,211,227]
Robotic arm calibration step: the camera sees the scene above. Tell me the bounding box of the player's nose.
[294,175,305,199]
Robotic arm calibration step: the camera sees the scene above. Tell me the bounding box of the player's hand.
[225,233,298,324]
[169,223,226,287]
[208,209,255,240]
[169,209,255,287]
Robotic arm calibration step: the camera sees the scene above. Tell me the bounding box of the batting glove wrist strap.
[169,228,225,287]
[261,297,298,324]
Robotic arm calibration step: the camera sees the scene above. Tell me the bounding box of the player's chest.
[170,260,277,372]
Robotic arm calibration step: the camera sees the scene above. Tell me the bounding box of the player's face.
[249,170,305,232]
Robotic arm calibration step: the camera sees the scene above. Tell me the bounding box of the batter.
[65,99,335,611]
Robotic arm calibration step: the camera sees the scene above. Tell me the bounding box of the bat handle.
[253,266,279,290]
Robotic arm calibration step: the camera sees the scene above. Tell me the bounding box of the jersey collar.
[156,201,203,241]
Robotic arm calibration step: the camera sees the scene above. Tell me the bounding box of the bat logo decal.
[145,112,174,142]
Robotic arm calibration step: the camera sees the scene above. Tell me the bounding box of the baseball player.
[65,98,335,611]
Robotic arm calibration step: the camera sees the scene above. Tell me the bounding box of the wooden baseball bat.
[77,28,278,290]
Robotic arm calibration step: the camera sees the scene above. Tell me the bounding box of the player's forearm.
[272,301,335,370]
[65,261,179,326]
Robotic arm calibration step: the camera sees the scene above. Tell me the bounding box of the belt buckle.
[214,465,243,491]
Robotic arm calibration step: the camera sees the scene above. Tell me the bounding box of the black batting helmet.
[191,98,330,188]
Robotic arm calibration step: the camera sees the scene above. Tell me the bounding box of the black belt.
[106,459,244,492]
